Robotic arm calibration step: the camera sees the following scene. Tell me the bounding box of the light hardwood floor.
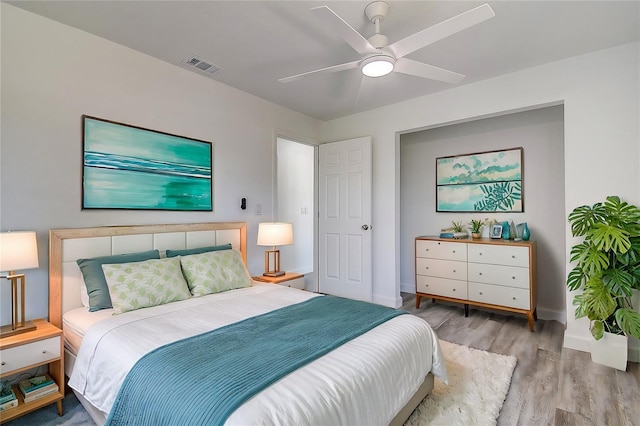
[401,294,640,426]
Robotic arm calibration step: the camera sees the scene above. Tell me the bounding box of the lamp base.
[263,271,285,277]
[0,320,36,338]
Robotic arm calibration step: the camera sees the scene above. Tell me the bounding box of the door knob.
[362,224,370,230]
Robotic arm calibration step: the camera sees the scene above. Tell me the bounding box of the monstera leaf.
[615,308,640,340]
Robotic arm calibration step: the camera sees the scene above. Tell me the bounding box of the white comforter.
[69,284,446,425]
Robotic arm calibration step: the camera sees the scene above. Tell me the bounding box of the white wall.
[276,138,314,276]
[320,42,639,353]
[0,4,321,324]
[400,105,566,321]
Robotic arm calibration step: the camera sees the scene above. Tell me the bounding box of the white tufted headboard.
[48,222,247,329]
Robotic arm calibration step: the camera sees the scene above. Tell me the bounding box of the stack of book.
[18,375,58,403]
[439,231,469,239]
[0,388,18,411]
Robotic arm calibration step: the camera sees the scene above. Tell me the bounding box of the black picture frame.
[490,224,503,239]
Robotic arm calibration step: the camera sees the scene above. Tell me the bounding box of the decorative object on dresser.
[0,319,64,423]
[253,272,305,290]
[436,147,523,212]
[439,222,468,239]
[82,115,213,211]
[257,222,294,277]
[0,231,39,337]
[468,219,488,239]
[501,221,510,240]
[490,224,503,239]
[415,236,537,331]
[567,195,640,370]
[520,222,530,241]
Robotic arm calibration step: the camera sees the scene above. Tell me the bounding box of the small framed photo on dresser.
[490,224,503,239]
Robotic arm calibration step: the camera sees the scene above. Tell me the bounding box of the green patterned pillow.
[102,257,192,314]
[180,249,252,297]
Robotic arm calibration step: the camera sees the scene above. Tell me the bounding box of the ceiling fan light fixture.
[361,54,395,77]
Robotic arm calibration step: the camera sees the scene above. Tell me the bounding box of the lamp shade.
[0,231,39,271]
[257,223,293,247]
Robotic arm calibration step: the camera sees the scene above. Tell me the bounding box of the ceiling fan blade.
[388,3,495,59]
[278,60,360,83]
[311,5,376,56]
[394,58,465,84]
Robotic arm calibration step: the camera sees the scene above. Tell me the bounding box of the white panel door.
[318,137,372,300]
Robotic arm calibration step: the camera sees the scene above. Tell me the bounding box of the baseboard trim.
[374,293,402,309]
[400,282,415,294]
[563,331,591,353]
[536,307,566,324]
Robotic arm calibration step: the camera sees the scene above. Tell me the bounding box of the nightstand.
[0,319,64,423]
[253,272,305,290]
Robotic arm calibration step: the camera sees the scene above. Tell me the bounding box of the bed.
[49,222,446,425]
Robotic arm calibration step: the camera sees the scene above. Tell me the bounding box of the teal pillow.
[165,243,232,258]
[77,250,160,312]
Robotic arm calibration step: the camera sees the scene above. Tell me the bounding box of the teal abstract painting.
[436,148,523,212]
[82,116,212,211]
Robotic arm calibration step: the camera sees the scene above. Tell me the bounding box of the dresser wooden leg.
[57,399,63,416]
[527,312,535,332]
[416,294,422,308]
[464,304,469,317]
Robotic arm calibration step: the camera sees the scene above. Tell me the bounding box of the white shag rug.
[405,340,517,426]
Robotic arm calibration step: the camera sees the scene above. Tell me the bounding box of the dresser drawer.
[416,240,467,261]
[467,263,530,289]
[416,275,468,299]
[468,282,530,310]
[416,258,467,281]
[0,336,61,374]
[467,243,529,267]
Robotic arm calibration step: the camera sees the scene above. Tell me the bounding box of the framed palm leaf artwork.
[436,147,523,212]
[82,115,213,211]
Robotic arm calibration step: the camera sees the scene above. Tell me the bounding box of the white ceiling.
[7,1,639,121]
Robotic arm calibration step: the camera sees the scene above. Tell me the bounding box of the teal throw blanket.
[105,295,406,425]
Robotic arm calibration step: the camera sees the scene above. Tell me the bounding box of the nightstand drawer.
[279,277,305,290]
[0,336,60,374]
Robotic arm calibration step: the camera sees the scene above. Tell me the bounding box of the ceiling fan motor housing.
[365,1,390,24]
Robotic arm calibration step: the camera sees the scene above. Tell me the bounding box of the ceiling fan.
[279,2,495,85]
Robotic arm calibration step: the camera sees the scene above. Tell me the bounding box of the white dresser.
[415,236,537,331]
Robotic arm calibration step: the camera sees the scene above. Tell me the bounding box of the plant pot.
[472,232,481,239]
[590,331,628,371]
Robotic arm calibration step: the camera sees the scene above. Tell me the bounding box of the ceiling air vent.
[181,56,222,76]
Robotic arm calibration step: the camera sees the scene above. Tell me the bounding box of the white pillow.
[102,257,191,314]
[180,249,252,297]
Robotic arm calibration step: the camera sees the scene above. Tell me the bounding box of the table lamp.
[0,231,39,337]
[257,222,293,277]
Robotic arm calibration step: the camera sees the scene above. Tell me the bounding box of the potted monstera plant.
[567,196,640,370]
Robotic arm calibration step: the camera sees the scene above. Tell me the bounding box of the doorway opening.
[276,137,315,276]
